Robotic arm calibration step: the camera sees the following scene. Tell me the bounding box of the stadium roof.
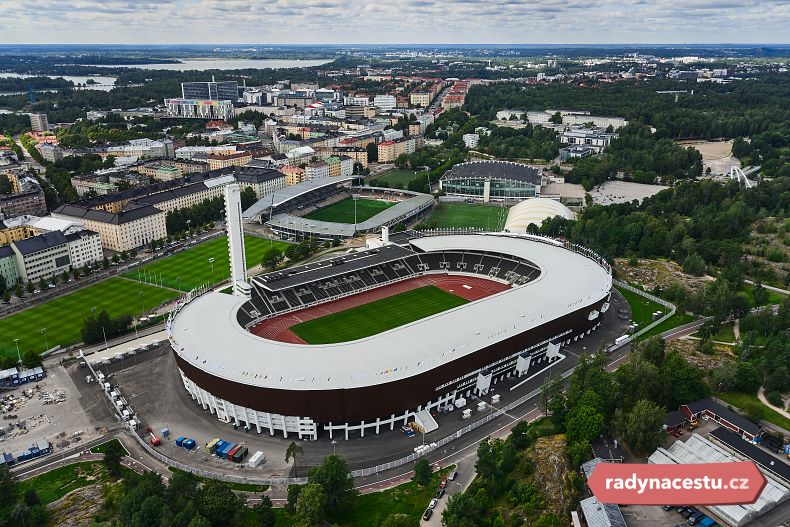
[266,191,434,237]
[170,233,611,391]
[242,177,355,221]
[441,161,541,185]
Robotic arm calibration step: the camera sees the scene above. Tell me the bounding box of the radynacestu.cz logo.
[587,462,766,505]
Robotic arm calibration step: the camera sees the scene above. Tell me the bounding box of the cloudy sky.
[0,0,787,44]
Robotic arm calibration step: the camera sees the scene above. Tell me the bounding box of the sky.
[0,0,788,45]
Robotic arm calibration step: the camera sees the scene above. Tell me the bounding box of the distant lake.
[0,72,118,91]
[86,58,333,71]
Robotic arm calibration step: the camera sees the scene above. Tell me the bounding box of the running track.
[250,275,511,344]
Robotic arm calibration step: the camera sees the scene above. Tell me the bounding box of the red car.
[440,478,448,489]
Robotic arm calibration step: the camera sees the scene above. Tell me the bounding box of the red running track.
[249,274,511,344]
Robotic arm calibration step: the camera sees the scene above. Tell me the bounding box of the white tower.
[225,184,250,297]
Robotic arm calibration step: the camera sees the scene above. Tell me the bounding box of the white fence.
[609,279,677,351]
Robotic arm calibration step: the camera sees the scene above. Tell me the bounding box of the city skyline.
[0,0,788,45]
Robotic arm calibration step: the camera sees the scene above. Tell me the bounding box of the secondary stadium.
[167,231,612,440]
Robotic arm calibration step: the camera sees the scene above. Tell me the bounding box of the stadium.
[242,177,433,241]
[167,230,613,440]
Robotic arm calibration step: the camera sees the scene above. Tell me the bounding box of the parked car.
[448,470,458,481]
[663,505,675,511]
[422,509,433,521]
[428,498,438,509]
[687,512,706,525]
[439,478,448,489]
[681,507,698,519]
[435,488,445,499]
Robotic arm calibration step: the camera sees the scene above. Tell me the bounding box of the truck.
[145,428,161,446]
[232,446,248,463]
[248,451,265,468]
[175,436,185,447]
[226,444,242,461]
[182,439,196,450]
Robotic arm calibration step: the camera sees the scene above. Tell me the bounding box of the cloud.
[0,0,787,44]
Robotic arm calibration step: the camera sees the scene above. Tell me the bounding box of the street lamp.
[208,258,215,284]
[138,291,144,315]
[13,338,21,365]
[332,440,337,455]
[92,307,108,350]
[41,328,49,353]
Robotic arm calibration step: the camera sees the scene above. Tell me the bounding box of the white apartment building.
[343,95,371,106]
[304,162,330,181]
[11,231,71,283]
[65,230,103,269]
[164,99,233,120]
[52,205,167,252]
[373,95,397,111]
[462,133,480,149]
[175,145,238,159]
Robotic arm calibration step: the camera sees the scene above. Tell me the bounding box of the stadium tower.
[224,184,250,298]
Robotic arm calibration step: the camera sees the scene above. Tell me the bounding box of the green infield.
[290,286,468,344]
[0,278,178,359]
[374,169,420,187]
[304,197,396,223]
[123,235,291,291]
[427,202,508,230]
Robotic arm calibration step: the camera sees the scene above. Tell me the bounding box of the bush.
[765,391,784,408]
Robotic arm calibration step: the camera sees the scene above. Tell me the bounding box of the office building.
[377,137,419,162]
[0,245,19,287]
[11,231,71,283]
[181,81,239,101]
[373,95,397,111]
[164,99,234,120]
[52,204,167,252]
[29,113,49,132]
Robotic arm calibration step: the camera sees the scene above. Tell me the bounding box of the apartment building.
[52,204,167,252]
[281,166,305,186]
[164,99,233,120]
[11,231,71,283]
[175,145,238,160]
[409,92,432,108]
[377,137,419,163]
[181,81,239,101]
[304,162,330,181]
[373,95,396,111]
[327,156,354,178]
[97,139,175,160]
[207,151,253,170]
[0,245,18,287]
[0,183,48,219]
[233,167,288,198]
[315,146,368,168]
[29,113,49,132]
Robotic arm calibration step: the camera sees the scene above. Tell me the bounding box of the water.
[0,72,118,91]
[86,58,332,71]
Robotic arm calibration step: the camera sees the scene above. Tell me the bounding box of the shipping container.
[232,446,248,463]
[214,440,227,456]
[226,444,242,461]
[218,442,235,458]
[183,439,196,450]
[248,451,265,468]
[206,438,220,453]
[175,437,185,447]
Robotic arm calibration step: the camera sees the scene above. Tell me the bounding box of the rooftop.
[13,230,68,255]
[683,397,761,437]
[442,161,541,186]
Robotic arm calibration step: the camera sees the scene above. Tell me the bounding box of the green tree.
[2,290,10,303]
[285,441,304,476]
[620,399,666,455]
[187,514,211,527]
[38,277,48,291]
[565,405,604,445]
[198,480,242,526]
[112,253,120,264]
[294,482,326,527]
[286,484,302,513]
[254,495,276,527]
[103,439,125,476]
[240,186,258,210]
[752,282,769,307]
[366,141,378,163]
[261,246,284,272]
[682,253,706,276]
[308,454,357,514]
[412,458,432,486]
[102,256,110,269]
[443,491,484,527]
[25,281,34,294]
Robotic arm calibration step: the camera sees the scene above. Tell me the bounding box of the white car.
[428,498,438,509]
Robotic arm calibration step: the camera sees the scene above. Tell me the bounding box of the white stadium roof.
[504,198,576,233]
[169,234,611,391]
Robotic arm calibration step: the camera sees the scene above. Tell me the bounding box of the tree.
[549,111,562,124]
[285,441,304,476]
[308,454,357,514]
[539,374,567,427]
[2,290,10,303]
[112,253,120,264]
[752,282,769,307]
[366,141,378,163]
[0,274,6,296]
[26,281,34,294]
[619,399,665,455]
[187,514,211,527]
[60,271,69,283]
[412,458,432,486]
[240,186,258,210]
[565,405,604,445]
[38,277,48,291]
[443,491,485,527]
[286,484,302,513]
[682,253,706,276]
[198,480,242,526]
[254,495,276,527]
[103,439,125,476]
[261,246,284,272]
[102,256,110,269]
[294,482,325,527]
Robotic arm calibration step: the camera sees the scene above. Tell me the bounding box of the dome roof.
[504,198,576,233]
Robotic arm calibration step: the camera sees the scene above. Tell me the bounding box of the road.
[13,135,46,173]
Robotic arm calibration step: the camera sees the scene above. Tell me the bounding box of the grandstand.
[244,178,433,240]
[168,232,612,440]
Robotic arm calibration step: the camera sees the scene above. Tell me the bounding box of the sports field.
[427,202,508,230]
[123,235,291,291]
[289,286,468,344]
[375,169,420,187]
[0,278,178,359]
[304,197,395,224]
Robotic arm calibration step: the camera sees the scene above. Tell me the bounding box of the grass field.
[89,438,128,455]
[614,285,694,342]
[290,286,468,344]
[427,202,508,230]
[304,197,396,224]
[374,169,420,187]
[0,278,178,359]
[718,392,790,432]
[123,235,291,291]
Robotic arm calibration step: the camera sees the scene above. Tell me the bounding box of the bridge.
[728,166,761,188]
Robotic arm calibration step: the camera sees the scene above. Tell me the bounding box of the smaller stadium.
[243,177,433,241]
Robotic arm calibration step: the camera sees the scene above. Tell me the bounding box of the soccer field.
[375,169,420,187]
[0,278,178,359]
[289,286,468,344]
[427,202,508,230]
[304,197,395,224]
[123,235,291,291]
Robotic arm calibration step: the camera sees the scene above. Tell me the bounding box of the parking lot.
[1,362,109,457]
[621,505,688,527]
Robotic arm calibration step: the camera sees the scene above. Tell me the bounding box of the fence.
[610,279,677,351]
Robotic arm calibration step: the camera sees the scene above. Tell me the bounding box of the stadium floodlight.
[13,338,21,364]
[41,328,48,353]
[208,257,215,284]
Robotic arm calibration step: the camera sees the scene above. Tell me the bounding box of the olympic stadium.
[167,228,613,441]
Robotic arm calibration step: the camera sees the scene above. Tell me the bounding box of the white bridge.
[728,166,760,188]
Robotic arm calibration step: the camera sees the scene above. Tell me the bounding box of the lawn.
[290,286,468,344]
[718,391,790,432]
[123,235,291,291]
[0,278,178,359]
[427,202,508,230]
[737,283,787,306]
[614,286,668,330]
[304,197,396,224]
[17,461,132,504]
[374,169,420,188]
[90,438,128,456]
